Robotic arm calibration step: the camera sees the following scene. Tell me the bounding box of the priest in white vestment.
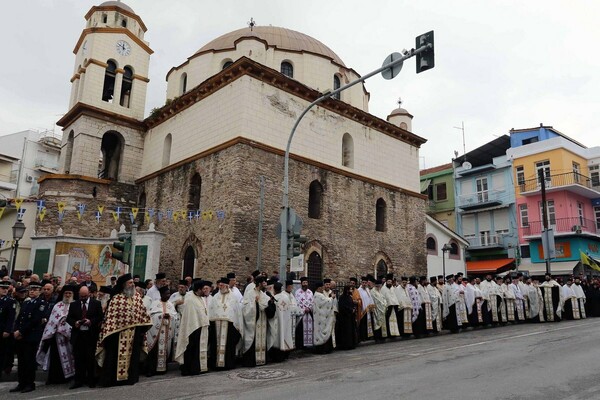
[426,276,443,332]
[572,278,586,319]
[146,286,179,376]
[241,276,276,366]
[539,273,562,322]
[268,280,301,362]
[358,276,376,341]
[209,277,242,370]
[294,277,314,349]
[370,278,388,342]
[394,277,414,337]
[175,280,211,375]
[312,281,336,354]
[381,274,401,337]
[418,277,434,332]
[561,278,580,320]
[442,275,462,333]
[227,272,244,303]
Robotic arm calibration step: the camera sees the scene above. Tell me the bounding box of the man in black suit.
[67,285,103,389]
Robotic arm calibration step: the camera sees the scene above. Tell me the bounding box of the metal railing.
[518,172,599,194]
[457,188,504,208]
[522,216,599,236]
[465,234,503,248]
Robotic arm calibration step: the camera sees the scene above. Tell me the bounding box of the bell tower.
[57,1,152,183]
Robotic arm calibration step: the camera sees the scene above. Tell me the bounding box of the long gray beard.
[100,296,109,308]
[63,298,73,305]
[124,287,135,298]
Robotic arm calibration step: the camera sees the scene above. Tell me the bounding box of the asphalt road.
[2,318,600,400]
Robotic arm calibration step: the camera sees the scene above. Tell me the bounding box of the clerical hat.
[116,273,132,290]
[158,286,170,295]
[192,280,204,292]
[285,279,294,286]
[202,280,213,288]
[219,277,229,285]
[299,276,309,282]
[323,278,332,284]
[368,276,377,283]
[400,276,408,281]
[178,279,187,286]
[445,274,454,280]
[134,281,145,289]
[254,276,266,285]
[99,285,112,295]
[314,281,324,289]
[155,272,166,280]
[386,273,394,280]
[349,277,358,284]
[273,282,283,292]
[430,276,438,283]
[251,270,261,278]
[227,272,236,279]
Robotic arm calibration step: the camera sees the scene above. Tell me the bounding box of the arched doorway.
[376,259,388,281]
[307,251,322,289]
[183,246,195,278]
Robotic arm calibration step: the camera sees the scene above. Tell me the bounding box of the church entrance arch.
[183,246,195,279]
[99,131,124,180]
[307,251,322,289]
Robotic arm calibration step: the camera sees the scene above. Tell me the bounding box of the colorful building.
[420,163,456,231]
[507,125,600,276]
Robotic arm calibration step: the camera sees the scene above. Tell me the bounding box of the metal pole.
[279,44,433,280]
[442,249,446,279]
[538,169,551,275]
[9,239,19,279]
[257,176,265,271]
[131,223,137,275]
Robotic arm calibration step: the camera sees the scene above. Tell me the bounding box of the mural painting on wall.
[55,242,127,286]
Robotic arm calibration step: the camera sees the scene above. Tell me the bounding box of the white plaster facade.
[426,215,468,277]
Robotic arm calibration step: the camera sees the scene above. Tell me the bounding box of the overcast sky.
[1,0,599,169]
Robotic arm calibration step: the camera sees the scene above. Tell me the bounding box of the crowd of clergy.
[1,267,600,393]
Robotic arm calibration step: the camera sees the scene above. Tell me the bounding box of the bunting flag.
[36,200,45,213]
[38,207,47,222]
[580,250,600,272]
[14,198,24,210]
[77,203,86,221]
[0,239,5,248]
[58,211,65,223]
[114,207,122,220]
[144,211,150,223]
[202,210,214,221]
[111,210,119,222]
[187,211,194,222]
[157,211,164,222]
[0,207,5,220]
[57,201,66,213]
[216,210,226,221]
[166,209,173,220]
[173,210,180,222]
[129,212,135,224]
[95,211,102,223]
[195,210,202,220]
[98,205,105,215]
[131,207,139,220]
[17,208,26,220]
[147,208,155,219]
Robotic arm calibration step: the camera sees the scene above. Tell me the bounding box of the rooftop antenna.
[248,17,255,31]
[453,121,471,169]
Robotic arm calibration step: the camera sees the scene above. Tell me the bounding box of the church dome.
[195,26,346,67]
[98,1,135,14]
[388,106,412,117]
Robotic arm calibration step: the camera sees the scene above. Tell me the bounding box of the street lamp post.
[10,219,26,279]
[278,35,435,280]
[442,243,452,279]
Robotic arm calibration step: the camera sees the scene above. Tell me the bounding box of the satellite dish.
[462,161,472,170]
[381,52,403,80]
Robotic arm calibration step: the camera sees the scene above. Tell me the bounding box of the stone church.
[35,1,428,284]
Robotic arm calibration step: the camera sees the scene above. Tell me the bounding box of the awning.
[466,258,515,274]
[518,260,580,276]
[420,179,431,193]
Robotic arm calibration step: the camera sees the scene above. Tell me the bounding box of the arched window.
[183,246,195,278]
[99,131,123,180]
[426,236,437,254]
[333,75,341,100]
[308,180,323,219]
[64,131,74,174]
[376,259,388,281]
[342,133,354,168]
[180,73,187,94]
[119,66,133,107]
[121,18,127,28]
[162,134,172,168]
[449,240,460,260]
[400,122,408,130]
[307,251,322,289]
[102,60,117,102]
[376,198,386,232]
[188,173,201,211]
[281,61,293,78]
[222,60,233,70]
[102,13,107,24]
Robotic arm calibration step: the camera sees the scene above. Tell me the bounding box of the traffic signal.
[113,233,131,265]
[415,30,435,74]
[287,232,308,259]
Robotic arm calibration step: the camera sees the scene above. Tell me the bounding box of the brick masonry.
[139,142,427,282]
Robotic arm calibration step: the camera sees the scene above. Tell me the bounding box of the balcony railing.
[457,189,504,210]
[522,216,599,236]
[518,172,599,195]
[466,234,504,248]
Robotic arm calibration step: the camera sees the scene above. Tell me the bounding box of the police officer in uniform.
[0,281,16,379]
[10,282,48,393]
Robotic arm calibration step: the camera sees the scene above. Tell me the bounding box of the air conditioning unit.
[25,174,34,183]
[571,225,582,233]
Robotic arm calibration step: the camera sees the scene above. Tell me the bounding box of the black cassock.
[335,294,358,350]
[209,321,241,370]
[539,285,562,322]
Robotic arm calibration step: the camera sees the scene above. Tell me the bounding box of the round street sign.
[381,52,403,80]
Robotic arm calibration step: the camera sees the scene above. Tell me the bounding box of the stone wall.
[36,176,139,238]
[140,141,427,282]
